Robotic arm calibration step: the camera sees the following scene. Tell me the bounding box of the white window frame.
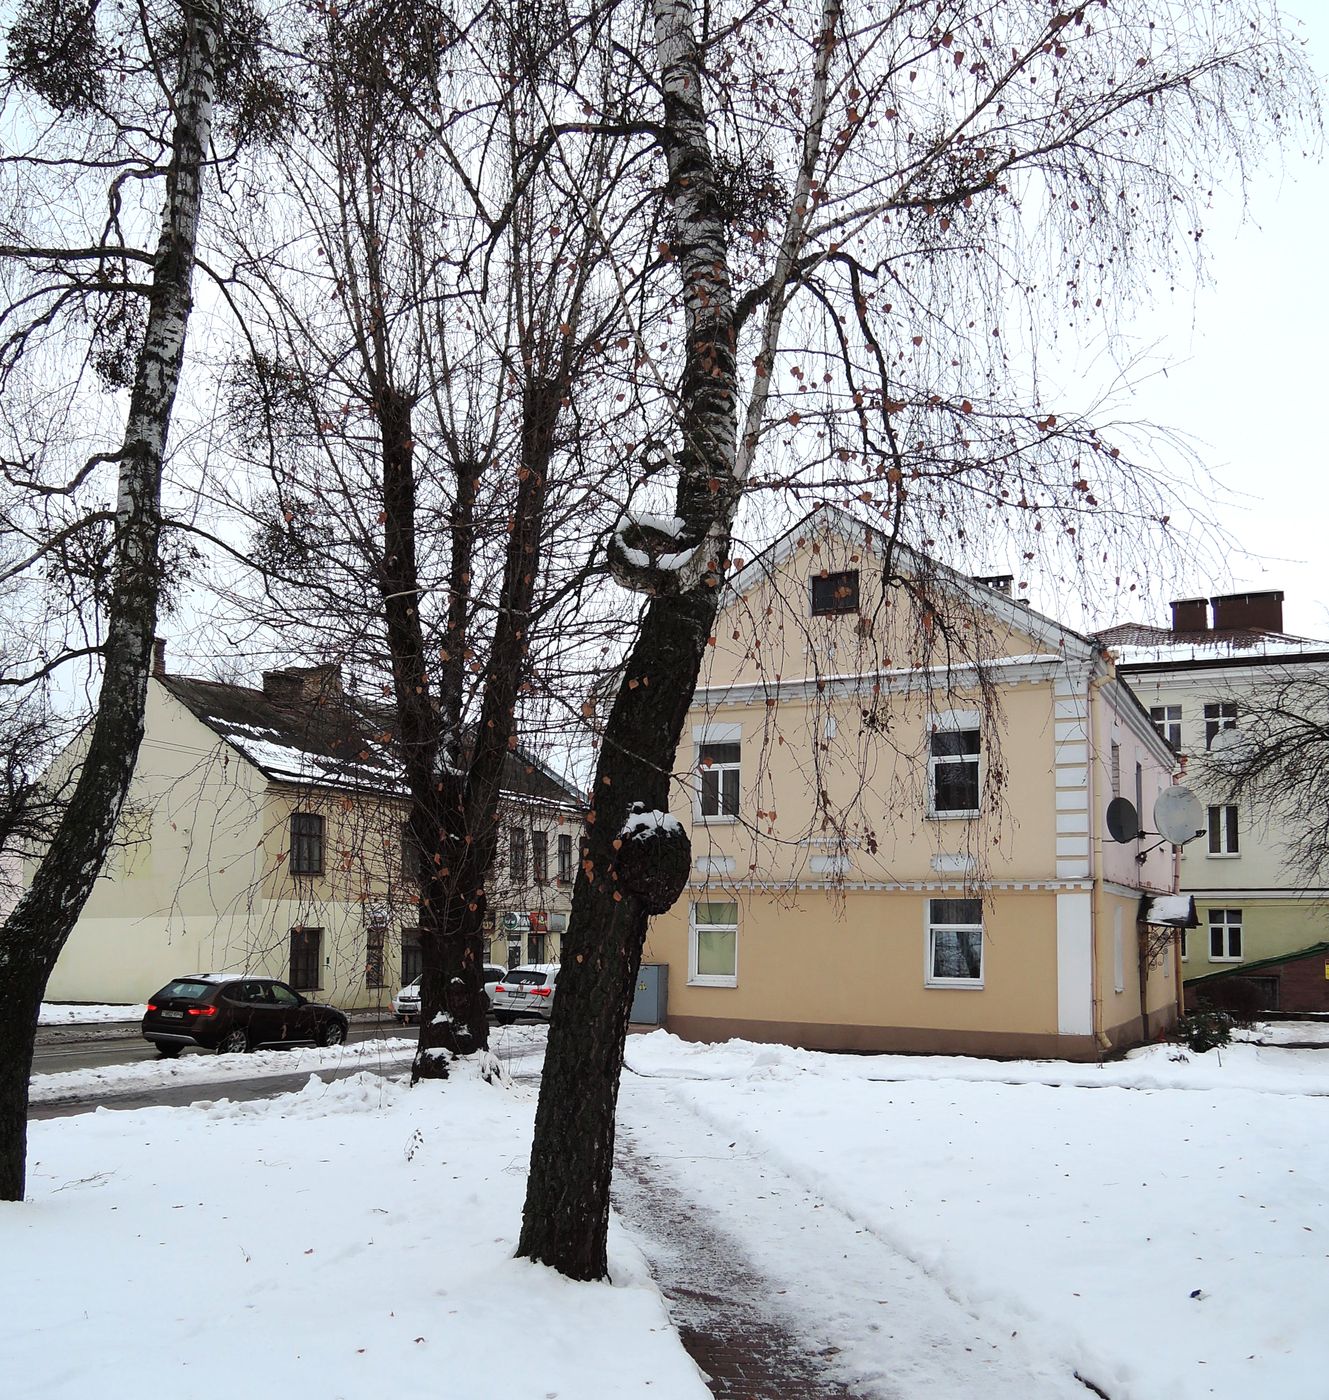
[1149,704,1182,750]
[1206,804,1240,858]
[688,901,738,987]
[1208,908,1243,963]
[693,723,741,825]
[927,710,981,820]
[924,897,985,989]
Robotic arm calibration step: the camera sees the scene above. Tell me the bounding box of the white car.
[393,964,507,1023]
[491,963,559,1023]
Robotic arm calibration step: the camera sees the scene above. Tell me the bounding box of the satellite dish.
[1207,726,1248,758]
[1153,786,1205,845]
[1106,797,1140,844]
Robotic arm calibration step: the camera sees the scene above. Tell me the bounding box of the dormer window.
[811,570,860,616]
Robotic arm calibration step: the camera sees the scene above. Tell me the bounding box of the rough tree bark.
[518,0,840,1279]
[0,0,219,1201]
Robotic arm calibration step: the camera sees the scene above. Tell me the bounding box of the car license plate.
[162,1010,184,1019]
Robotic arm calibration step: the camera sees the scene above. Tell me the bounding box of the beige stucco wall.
[42,678,575,1007]
[645,518,1181,1059]
[649,887,1060,1035]
[44,681,275,1004]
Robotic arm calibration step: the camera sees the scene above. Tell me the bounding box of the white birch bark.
[0,0,220,1201]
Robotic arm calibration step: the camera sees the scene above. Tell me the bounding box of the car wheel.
[155,1043,183,1059]
[216,1027,249,1055]
[495,1012,514,1025]
[320,1019,348,1047]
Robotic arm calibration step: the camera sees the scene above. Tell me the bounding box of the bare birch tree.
[516,0,1317,1278]
[0,0,226,1200]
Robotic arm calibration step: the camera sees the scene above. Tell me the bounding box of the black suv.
[142,974,350,1057]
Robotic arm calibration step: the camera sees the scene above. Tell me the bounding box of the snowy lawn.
[7,1047,705,1400]
[6,1024,1327,1400]
[624,1030,1329,1400]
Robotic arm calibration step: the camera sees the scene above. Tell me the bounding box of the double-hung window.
[557,832,574,883]
[532,830,548,884]
[698,742,740,820]
[510,827,528,883]
[1208,908,1243,962]
[1207,805,1240,857]
[689,901,738,986]
[926,898,984,986]
[1204,702,1237,750]
[289,926,322,989]
[290,812,324,876]
[1150,705,1182,750]
[928,725,980,816]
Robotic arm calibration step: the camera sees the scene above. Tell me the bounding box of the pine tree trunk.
[0,0,218,1201]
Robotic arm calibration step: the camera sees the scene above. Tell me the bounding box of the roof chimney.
[262,663,344,709]
[1211,591,1284,633]
[152,637,167,677]
[1170,598,1208,634]
[973,573,1013,597]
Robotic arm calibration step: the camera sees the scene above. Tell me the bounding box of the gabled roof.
[159,673,580,805]
[723,503,1099,662]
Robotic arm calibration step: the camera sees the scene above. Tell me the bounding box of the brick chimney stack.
[262,663,344,709]
[1169,598,1209,634]
[1211,591,1284,633]
[152,637,167,677]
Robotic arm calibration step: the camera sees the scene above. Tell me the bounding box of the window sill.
[1205,853,1241,860]
[696,814,739,826]
[1208,955,1243,964]
[924,978,985,990]
[687,976,738,988]
[927,809,979,822]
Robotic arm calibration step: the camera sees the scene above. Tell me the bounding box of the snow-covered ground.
[5,1025,1327,1399]
[39,1002,147,1025]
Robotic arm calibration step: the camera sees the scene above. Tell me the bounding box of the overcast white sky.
[1081,2,1328,638]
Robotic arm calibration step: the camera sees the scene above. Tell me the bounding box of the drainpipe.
[1087,665,1112,1052]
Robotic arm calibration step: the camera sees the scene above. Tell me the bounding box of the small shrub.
[1175,1009,1234,1054]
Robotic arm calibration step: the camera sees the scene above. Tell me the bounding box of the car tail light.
[531,986,552,997]
[146,1002,157,1012]
[187,1005,218,1017]
[495,985,507,993]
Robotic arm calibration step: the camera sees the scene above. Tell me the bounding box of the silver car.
[491,963,559,1023]
[393,964,507,1023]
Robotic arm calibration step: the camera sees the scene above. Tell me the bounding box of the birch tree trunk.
[0,0,219,1201]
[517,0,841,1279]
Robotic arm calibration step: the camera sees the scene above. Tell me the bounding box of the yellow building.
[39,654,579,1009]
[644,508,1183,1060]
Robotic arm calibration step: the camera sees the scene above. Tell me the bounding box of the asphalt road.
[27,1017,548,1121]
[31,1020,406,1077]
